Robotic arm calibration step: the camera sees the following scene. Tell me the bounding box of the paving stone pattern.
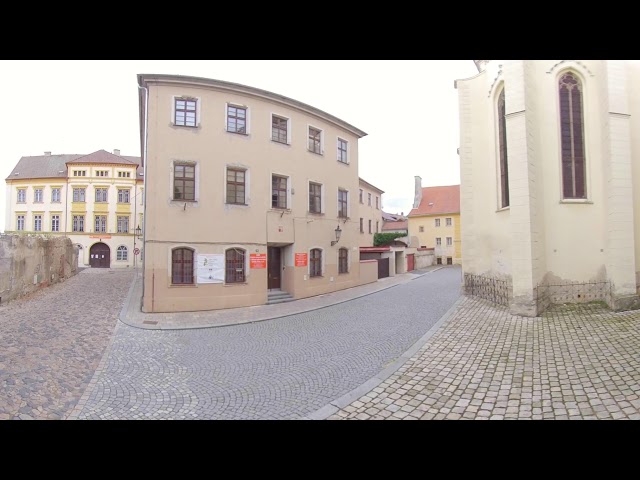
[0,269,134,420]
[74,267,463,419]
[329,297,640,420]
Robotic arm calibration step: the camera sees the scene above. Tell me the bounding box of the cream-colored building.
[358,177,384,247]
[5,149,143,269]
[456,60,640,316]
[137,74,378,313]
[408,178,461,265]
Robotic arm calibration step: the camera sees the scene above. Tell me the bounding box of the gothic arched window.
[559,72,586,199]
[497,88,509,208]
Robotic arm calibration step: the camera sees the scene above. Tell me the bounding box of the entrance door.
[90,242,110,268]
[407,253,415,272]
[267,247,281,289]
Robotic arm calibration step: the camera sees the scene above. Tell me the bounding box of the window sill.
[226,130,249,136]
[172,199,197,203]
[308,211,324,216]
[495,206,510,213]
[308,150,323,156]
[559,199,593,204]
[271,207,291,212]
[271,139,290,146]
[226,202,249,207]
[337,160,350,166]
[171,124,201,129]
[224,282,248,287]
[309,275,324,279]
[170,283,198,288]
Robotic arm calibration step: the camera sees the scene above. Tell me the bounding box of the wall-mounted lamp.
[331,225,342,246]
[135,225,143,239]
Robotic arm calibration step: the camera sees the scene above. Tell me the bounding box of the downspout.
[138,84,149,310]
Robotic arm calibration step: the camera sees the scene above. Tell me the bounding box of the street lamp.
[135,225,143,239]
[331,225,342,246]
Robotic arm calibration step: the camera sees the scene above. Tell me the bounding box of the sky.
[0,60,478,232]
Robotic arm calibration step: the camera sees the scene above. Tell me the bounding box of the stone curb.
[303,294,465,420]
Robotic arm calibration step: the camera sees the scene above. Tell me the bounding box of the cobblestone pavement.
[0,269,134,420]
[71,267,463,419]
[329,297,640,420]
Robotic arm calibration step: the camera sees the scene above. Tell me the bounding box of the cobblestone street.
[0,269,134,419]
[328,297,640,420]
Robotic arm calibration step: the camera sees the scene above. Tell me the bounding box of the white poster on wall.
[197,254,224,283]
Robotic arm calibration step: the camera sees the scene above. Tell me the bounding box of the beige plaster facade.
[357,178,384,247]
[138,74,378,313]
[456,60,640,316]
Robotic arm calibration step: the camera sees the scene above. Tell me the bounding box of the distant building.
[358,177,384,246]
[456,60,640,316]
[4,149,143,269]
[408,178,461,265]
[381,211,407,235]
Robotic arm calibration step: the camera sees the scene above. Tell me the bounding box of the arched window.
[310,248,322,277]
[338,248,348,274]
[172,247,194,284]
[225,248,246,283]
[559,72,586,199]
[497,88,509,207]
[116,245,128,261]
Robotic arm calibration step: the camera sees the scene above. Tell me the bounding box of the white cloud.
[0,60,477,232]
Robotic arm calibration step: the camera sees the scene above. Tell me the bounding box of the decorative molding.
[546,60,595,77]
[487,65,503,98]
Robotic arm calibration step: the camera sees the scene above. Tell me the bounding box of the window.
[51,215,60,232]
[34,188,43,203]
[17,189,26,203]
[174,164,195,201]
[447,257,453,265]
[96,170,109,177]
[446,237,452,246]
[436,237,442,246]
[419,226,424,233]
[376,196,379,209]
[95,215,107,233]
[271,175,288,209]
[310,248,322,277]
[337,138,348,163]
[226,168,246,204]
[559,72,587,199]
[175,98,197,127]
[308,127,322,154]
[368,219,372,234]
[73,188,86,202]
[225,248,246,283]
[338,248,348,274]
[51,188,61,203]
[95,188,108,202]
[73,215,84,232]
[272,115,288,144]
[359,189,363,203]
[34,215,42,231]
[118,171,131,178]
[497,88,510,208]
[73,170,86,177]
[17,214,25,231]
[436,257,442,265]
[368,193,371,206]
[435,218,441,227]
[309,182,322,213]
[446,217,452,226]
[118,189,130,203]
[376,221,379,233]
[117,246,128,261]
[360,217,364,233]
[117,216,129,233]
[338,189,348,218]
[227,104,247,134]
[172,248,194,284]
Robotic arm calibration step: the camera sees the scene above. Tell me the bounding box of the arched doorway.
[90,242,110,268]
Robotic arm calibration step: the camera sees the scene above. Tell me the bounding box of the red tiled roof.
[409,185,460,216]
[381,220,408,231]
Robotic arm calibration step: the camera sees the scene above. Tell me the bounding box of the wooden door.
[90,243,110,268]
[377,258,389,279]
[267,247,281,289]
[407,253,415,272]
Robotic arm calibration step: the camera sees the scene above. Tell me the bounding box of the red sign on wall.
[250,253,267,269]
[295,253,308,267]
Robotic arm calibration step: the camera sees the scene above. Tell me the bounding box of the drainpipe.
[137,84,149,310]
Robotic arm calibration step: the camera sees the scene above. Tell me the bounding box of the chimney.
[413,176,422,209]
[113,149,121,156]
[44,151,51,156]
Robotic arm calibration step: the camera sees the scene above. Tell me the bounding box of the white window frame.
[73,215,85,232]
[117,188,131,204]
[94,215,107,233]
[95,187,108,203]
[51,187,61,203]
[436,237,442,245]
[16,214,25,231]
[225,102,250,135]
[446,237,453,246]
[171,96,201,128]
[117,216,130,233]
[34,188,43,203]
[308,180,325,214]
[270,173,291,210]
[73,187,86,202]
[270,113,291,145]
[224,164,251,207]
[17,188,26,203]
[34,214,42,232]
[435,218,441,227]
[307,125,324,155]
[446,217,452,226]
[117,245,128,261]
[337,137,349,164]
[337,188,350,219]
[51,214,60,232]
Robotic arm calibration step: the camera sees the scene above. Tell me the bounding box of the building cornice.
[138,74,368,138]
[358,177,385,194]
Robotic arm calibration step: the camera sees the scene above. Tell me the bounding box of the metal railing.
[464,273,512,307]
[535,280,612,313]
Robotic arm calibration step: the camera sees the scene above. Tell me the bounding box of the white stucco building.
[456,60,640,316]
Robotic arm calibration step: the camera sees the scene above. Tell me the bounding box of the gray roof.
[6,151,142,181]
